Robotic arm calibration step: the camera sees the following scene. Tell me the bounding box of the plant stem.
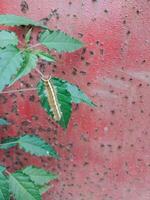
[19,43,42,55]
[18,40,24,46]
[35,68,45,78]
[0,88,37,94]
[28,43,42,50]
[5,169,11,175]
[0,141,18,146]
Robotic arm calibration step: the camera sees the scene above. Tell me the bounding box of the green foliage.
[51,77,96,107]
[0,138,18,149]
[23,166,58,186]
[37,77,95,128]
[37,78,72,129]
[0,135,59,158]
[0,173,9,200]
[0,166,6,172]
[9,171,41,200]
[25,28,32,44]
[35,51,55,62]
[0,30,18,48]
[10,51,38,85]
[38,184,52,195]
[39,30,83,52]
[0,165,58,200]
[65,81,96,107]
[0,118,10,126]
[0,14,45,28]
[19,135,59,158]
[0,14,95,200]
[0,166,58,200]
[0,46,23,91]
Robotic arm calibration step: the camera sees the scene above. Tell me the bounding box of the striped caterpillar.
[42,77,62,121]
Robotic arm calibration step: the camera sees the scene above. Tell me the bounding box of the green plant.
[0,14,95,200]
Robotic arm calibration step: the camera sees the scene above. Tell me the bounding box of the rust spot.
[20,0,29,13]
[104,9,108,13]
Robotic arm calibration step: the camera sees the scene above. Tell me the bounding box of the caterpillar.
[43,77,62,121]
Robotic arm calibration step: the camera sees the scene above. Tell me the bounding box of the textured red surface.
[0,1,150,200]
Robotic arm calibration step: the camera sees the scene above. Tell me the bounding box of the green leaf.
[10,51,38,85]
[0,166,6,173]
[0,46,23,91]
[0,173,9,200]
[9,171,41,200]
[50,77,95,106]
[0,138,18,149]
[39,184,52,195]
[65,82,96,107]
[25,28,32,44]
[0,30,18,48]
[0,118,10,126]
[39,30,83,52]
[0,14,45,28]
[35,51,55,62]
[23,166,58,186]
[37,78,72,129]
[18,135,59,158]
[0,135,59,158]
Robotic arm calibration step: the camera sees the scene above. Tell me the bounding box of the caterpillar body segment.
[43,78,62,121]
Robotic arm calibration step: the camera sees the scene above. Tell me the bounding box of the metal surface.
[0,0,150,199]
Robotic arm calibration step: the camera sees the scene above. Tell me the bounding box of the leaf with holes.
[23,166,58,186]
[0,46,23,91]
[0,30,18,48]
[0,118,10,126]
[10,51,38,85]
[0,173,9,200]
[35,51,55,62]
[0,14,46,28]
[9,171,41,200]
[0,135,59,158]
[37,78,72,129]
[39,30,83,52]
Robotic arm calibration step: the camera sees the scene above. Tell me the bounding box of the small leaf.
[0,135,59,158]
[10,51,38,85]
[9,171,41,200]
[0,14,46,28]
[25,28,32,44]
[37,78,72,129]
[35,51,55,62]
[0,166,6,173]
[18,135,59,158]
[65,82,96,107]
[0,46,23,91]
[0,30,18,48]
[0,138,18,150]
[0,173,9,200]
[0,118,10,126]
[39,30,83,52]
[23,166,58,186]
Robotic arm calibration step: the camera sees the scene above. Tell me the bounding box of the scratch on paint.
[101,77,130,89]
[92,89,118,99]
[119,69,150,84]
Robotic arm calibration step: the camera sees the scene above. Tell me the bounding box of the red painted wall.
[0,1,150,200]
